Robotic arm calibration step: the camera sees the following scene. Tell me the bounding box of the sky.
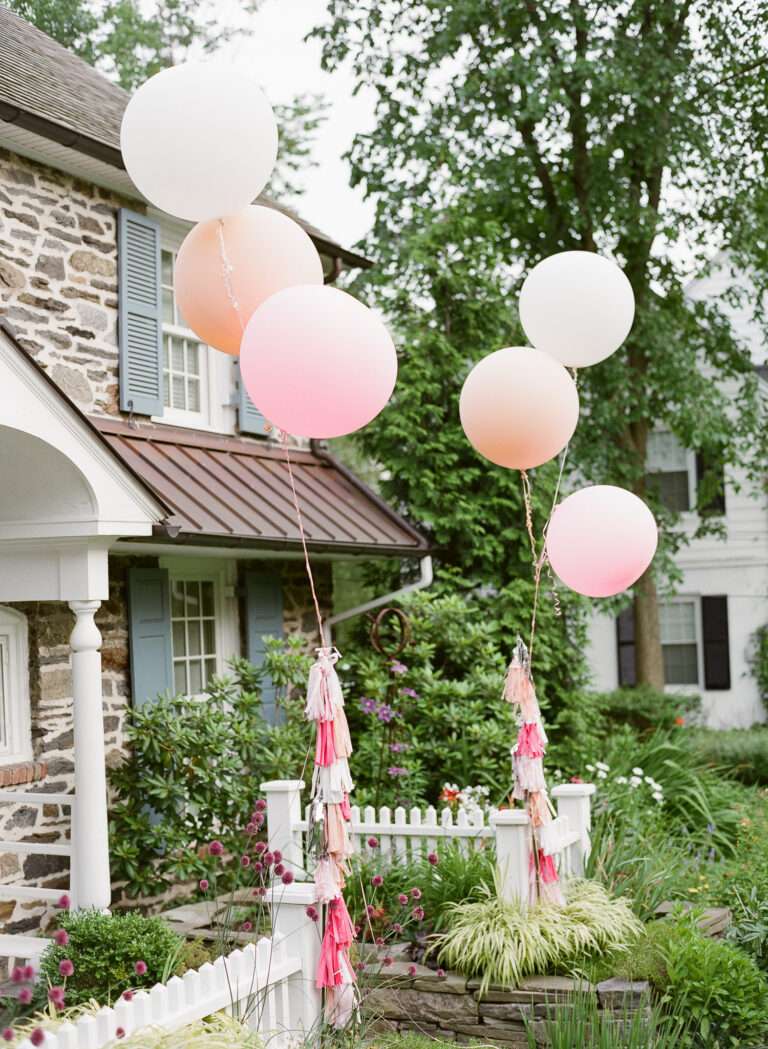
[214,0,376,253]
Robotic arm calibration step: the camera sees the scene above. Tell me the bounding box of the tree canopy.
[316,0,768,685]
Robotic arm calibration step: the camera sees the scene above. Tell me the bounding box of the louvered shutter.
[128,567,173,706]
[245,571,284,723]
[118,209,164,415]
[701,596,731,690]
[235,361,268,436]
[616,607,637,686]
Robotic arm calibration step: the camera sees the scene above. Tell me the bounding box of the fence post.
[490,809,531,907]
[266,881,322,1039]
[551,783,596,876]
[260,780,305,879]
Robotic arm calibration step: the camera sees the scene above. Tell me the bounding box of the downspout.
[322,555,433,646]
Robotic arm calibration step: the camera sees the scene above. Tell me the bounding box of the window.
[659,600,699,685]
[0,607,31,765]
[647,432,692,512]
[160,248,208,418]
[170,579,218,696]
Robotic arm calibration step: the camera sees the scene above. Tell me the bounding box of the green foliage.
[434,879,643,993]
[727,888,768,973]
[690,727,768,786]
[38,910,183,1007]
[344,589,585,809]
[109,645,308,897]
[114,1014,262,1048]
[750,626,768,716]
[526,990,686,1049]
[659,914,768,1048]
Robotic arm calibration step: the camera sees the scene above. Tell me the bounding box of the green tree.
[316,0,768,687]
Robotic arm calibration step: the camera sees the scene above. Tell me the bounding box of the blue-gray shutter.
[245,571,284,722]
[128,567,173,706]
[118,208,164,415]
[235,361,268,436]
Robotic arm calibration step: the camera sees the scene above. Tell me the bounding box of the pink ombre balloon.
[459,347,579,470]
[546,485,658,598]
[240,285,397,438]
[175,206,323,356]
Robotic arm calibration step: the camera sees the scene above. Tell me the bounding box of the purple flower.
[389,742,409,753]
[59,959,74,978]
[2,1030,14,1043]
[306,905,319,922]
[54,929,69,947]
[134,960,148,976]
[411,887,422,900]
[199,879,209,892]
[377,705,397,724]
[367,836,379,848]
[398,893,409,906]
[390,661,408,675]
[408,964,417,976]
[428,852,439,866]
[254,799,267,812]
[209,840,224,857]
[48,985,66,1008]
[57,894,71,910]
[371,875,384,888]
[387,766,409,778]
[360,697,378,714]
[401,687,419,699]
[412,906,425,921]
[30,1030,45,1047]
[18,988,32,1005]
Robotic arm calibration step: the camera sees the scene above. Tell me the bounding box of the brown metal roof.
[94,418,428,557]
[0,6,371,271]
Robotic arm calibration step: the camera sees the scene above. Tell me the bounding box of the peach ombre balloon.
[546,485,658,597]
[174,205,323,355]
[459,346,579,470]
[240,284,398,439]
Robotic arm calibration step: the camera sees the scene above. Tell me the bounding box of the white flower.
[597,770,608,779]
[652,791,664,803]
[632,767,644,776]
[586,764,595,772]
[629,775,642,788]
[644,776,655,785]
[616,775,628,785]
[595,761,610,772]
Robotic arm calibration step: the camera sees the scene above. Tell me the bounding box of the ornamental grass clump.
[105,1014,262,1047]
[434,879,642,993]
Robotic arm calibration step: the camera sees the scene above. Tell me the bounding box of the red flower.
[675,716,685,726]
[367,837,379,848]
[116,1028,126,1039]
[30,1030,45,1047]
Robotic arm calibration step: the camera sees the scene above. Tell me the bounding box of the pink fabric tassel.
[325,956,357,1029]
[317,923,344,988]
[316,897,356,989]
[514,753,546,792]
[325,803,352,860]
[333,704,353,759]
[538,849,559,884]
[328,895,355,949]
[340,793,352,821]
[517,722,545,759]
[315,719,337,767]
[314,856,342,904]
[528,790,552,828]
[539,879,566,907]
[520,686,541,723]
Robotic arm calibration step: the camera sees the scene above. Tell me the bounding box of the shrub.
[525,989,686,1049]
[114,1014,261,1047]
[434,879,643,992]
[689,727,768,786]
[750,624,768,716]
[38,910,184,1007]
[727,888,768,972]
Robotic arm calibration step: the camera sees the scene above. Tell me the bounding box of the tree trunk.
[634,568,664,689]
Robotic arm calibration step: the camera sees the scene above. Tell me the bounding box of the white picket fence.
[17,937,308,1049]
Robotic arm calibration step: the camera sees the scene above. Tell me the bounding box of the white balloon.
[519,251,635,368]
[121,64,278,222]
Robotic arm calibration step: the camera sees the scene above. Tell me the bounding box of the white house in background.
[587,258,768,729]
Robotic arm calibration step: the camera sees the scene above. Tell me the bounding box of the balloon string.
[217,219,244,329]
[279,431,326,644]
[523,368,578,667]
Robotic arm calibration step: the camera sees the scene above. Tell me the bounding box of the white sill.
[151,409,221,434]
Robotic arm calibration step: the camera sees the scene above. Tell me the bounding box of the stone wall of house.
[0,147,133,416]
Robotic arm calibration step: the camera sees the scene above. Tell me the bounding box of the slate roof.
[0,5,370,269]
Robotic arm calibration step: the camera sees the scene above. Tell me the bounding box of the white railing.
[17,936,310,1049]
[262,779,596,907]
[0,790,75,906]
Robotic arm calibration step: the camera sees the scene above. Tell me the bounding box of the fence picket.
[378,806,392,859]
[425,806,437,854]
[55,1023,77,1049]
[393,806,407,861]
[456,808,469,855]
[409,807,422,860]
[363,806,376,854]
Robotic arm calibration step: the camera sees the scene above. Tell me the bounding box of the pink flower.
[371,875,383,888]
[123,990,134,1001]
[264,851,275,866]
[22,965,34,981]
[246,822,257,834]
[241,855,251,867]
[391,922,402,933]
[408,964,417,976]
[437,968,446,978]
[59,959,74,978]
[253,861,263,873]
[397,893,409,906]
[199,879,209,892]
[428,852,439,866]
[383,956,393,966]
[367,837,379,848]
[241,921,253,932]
[412,906,425,921]
[306,905,319,922]
[53,931,69,948]
[273,849,283,863]
[116,1028,126,1039]
[254,841,267,855]
[254,799,267,812]
[18,988,32,1005]
[57,894,71,910]
[30,1030,45,1047]
[10,966,24,984]
[274,863,285,876]
[411,887,422,900]
[366,905,376,917]
[48,985,66,1007]
[282,870,294,885]
[375,936,384,946]
[209,840,224,856]
[2,1030,13,1043]
[134,960,148,976]
[254,812,265,827]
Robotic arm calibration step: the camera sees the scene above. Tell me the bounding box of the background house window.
[0,607,31,765]
[161,249,208,418]
[659,600,699,685]
[170,579,218,695]
[646,432,692,512]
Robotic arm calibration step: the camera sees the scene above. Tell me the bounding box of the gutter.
[322,554,433,646]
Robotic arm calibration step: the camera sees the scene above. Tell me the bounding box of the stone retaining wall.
[363,962,650,1047]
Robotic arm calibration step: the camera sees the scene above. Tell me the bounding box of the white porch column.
[69,600,111,911]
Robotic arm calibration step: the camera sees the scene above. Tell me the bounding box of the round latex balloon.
[546,485,658,598]
[240,285,397,438]
[519,251,635,368]
[459,347,579,470]
[174,206,323,355]
[121,64,278,221]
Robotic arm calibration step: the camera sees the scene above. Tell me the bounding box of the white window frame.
[659,596,704,692]
[160,557,239,697]
[646,430,697,515]
[151,216,236,435]
[0,606,31,766]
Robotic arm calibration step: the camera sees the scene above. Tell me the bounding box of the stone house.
[0,7,427,949]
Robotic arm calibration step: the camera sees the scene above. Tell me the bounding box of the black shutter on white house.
[701,596,731,690]
[616,606,637,686]
[118,208,164,416]
[235,361,269,436]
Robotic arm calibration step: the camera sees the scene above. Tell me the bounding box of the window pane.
[174,662,187,695]
[203,619,216,655]
[0,639,7,748]
[660,602,696,644]
[163,337,170,367]
[204,658,216,686]
[186,343,199,376]
[171,584,185,618]
[657,471,690,513]
[663,643,698,685]
[172,620,186,657]
[171,338,185,373]
[201,582,214,617]
[187,378,201,413]
[162,289,174,325]
[647,432,687,472]
[187,620,201,657]
[189,660,203,694]
[171,375,185,409]
[161,250,174,288]
[176,302,187,329]
[185,581,200,614]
